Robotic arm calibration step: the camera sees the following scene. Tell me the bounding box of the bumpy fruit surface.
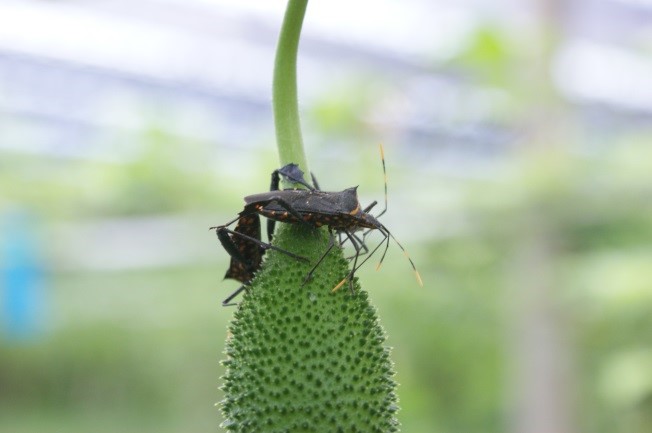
[221,224,398,432]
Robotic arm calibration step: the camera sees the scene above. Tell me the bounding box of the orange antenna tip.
[331,278,347,293]
[415,271,424,287]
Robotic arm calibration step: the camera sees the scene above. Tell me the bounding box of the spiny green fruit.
[220,223,399,432]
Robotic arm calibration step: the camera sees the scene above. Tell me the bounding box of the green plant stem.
[220,2,400,430]
[273,0,309,176]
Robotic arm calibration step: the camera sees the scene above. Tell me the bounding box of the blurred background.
[1,0,651,432]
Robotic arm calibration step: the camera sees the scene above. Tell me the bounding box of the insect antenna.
[332,225,423,292]
[375,143,388,219]
[375,226,423,286]
[332,144,423,292]
[360,144,388,244]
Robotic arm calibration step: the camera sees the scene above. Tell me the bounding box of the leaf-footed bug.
[212,164,313,306]
[211,145,422,305]
[298,144,422,293]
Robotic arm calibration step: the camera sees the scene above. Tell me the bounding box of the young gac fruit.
[220,224,399,432]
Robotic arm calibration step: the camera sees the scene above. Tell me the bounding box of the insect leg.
[348,231,369,259]
[358,200,385,246]
[332,229,389,293]
[214,226,253,266]
[363,200,378,213]
[301,230,336,286]
[267,165,315,241]
[222,284,247,307]
[209,214,242,232]
[332,229,365,294]
[214,226,309,263]
[267,170,282,242]
[340,231,370,260]
[267,219,277,243]
[246,197,314,230]
[311,172,321,191]
[270,169,281,191]
[345,230,364,293]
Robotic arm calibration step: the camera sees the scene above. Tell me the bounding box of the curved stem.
[273,0,309,176]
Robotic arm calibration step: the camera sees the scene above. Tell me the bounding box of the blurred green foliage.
[1,14,652,433]
[0,126,241,219]
[0,267,224,433]
[452,25,515,86]
[2,137,651,433]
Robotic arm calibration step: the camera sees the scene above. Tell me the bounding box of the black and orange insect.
[214,164,311,306]
[212,145,422,305]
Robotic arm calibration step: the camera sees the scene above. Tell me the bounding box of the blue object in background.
[1,211,46,341]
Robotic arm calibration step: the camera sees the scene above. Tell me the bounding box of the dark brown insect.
[212,146,422,305]
[221,215,262,286]
[214,164,311,306]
